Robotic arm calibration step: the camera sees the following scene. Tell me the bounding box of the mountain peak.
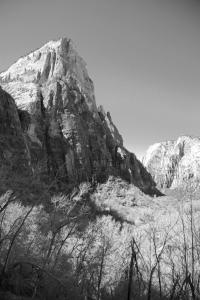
[0,37,160,196]
[143,135,200,189]
[40,37,71,49]
[0,37,94,111]
[0,37,71,77]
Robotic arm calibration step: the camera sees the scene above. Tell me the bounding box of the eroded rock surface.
[0,38,159,195]
[0,87,31,178]
[143,136,200,190]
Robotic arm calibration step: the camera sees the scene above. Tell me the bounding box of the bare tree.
[147,229,169,300]
[2,204,34,274]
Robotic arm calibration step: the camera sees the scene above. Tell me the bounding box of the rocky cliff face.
[0,38,159,195]
[0,87,30,171]
[143,136,200,190]
[0,87,34,196]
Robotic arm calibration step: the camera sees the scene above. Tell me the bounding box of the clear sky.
[0,0,200,159]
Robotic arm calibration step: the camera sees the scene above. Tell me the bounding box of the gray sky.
[0,0,200,158]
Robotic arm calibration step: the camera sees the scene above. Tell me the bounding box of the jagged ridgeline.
[0,38,160,196]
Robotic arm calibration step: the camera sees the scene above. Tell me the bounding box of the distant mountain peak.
[143,135,200,190]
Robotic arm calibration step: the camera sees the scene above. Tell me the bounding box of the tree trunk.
[127,241,135,300]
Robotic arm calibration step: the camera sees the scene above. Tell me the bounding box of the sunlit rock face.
[143,136,200,190]
[0,38,160,195]
[0,38,96,112]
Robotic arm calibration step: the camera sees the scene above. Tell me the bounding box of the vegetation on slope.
[0,174,200,300]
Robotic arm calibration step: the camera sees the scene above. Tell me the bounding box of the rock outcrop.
[0,38,160,195]
[0,87,31,173]
[143,135,200,190]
